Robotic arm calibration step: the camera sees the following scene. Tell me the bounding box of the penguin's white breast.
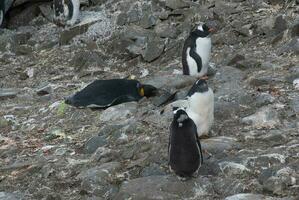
[195,37,211,68]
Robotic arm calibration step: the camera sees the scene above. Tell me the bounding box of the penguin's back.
[65,79,142,108]
[169,118,201,177]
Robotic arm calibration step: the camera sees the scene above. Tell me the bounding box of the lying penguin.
[185,79,214,137]
[169,108,203,179]
[65,79,157,108]
[182,23,215,78]
[0,0,13,27]
[53,0,80,26]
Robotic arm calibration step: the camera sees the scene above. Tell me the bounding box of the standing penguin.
[53,0,80,26]
[169,108,203,178]
[0,0,5,27]
[186,79,214,137]
[182,23,214,78]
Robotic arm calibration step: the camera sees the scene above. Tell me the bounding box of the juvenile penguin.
[53,0,80,26]
[182,23,214,78]
[186,79,214,137]
[65,79,157,108]
[169,108,203,178]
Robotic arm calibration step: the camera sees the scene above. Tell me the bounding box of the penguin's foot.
[177,176,188,181]
[203,149,212,159]
[199,134,210,139]
[192,169,199,178]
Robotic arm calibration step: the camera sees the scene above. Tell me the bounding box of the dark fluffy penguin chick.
[168,108,203,178]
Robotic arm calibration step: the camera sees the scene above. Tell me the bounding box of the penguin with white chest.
[0,0,5,27]
[186,79,214,137]
[53,0,80,26]
[169,108,203,178]
[182,23,214,78]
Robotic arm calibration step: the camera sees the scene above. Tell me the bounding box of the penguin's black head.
[173,108,189,123]
[187,79,209,96]
[136,83,157,97]
[193,23,215,37]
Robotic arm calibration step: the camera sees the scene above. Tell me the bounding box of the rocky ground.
[0,0,299,199]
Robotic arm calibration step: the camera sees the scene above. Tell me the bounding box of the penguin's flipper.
[153,90,177,107]
[189,47,202,73]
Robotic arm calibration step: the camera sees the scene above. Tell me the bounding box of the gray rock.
[213,178,247,197]
[245,153,286,169]
[141,164,167,177]
[90,147,119,162]
[289,93,299,114]
[116,13,127,26]
[0,192,23,200]
[99,102,137,123]
[0,29,16,52]
[241,106,280,129]
[268,0,286,5]
[84,135,107,154]
[290,17,299,37]
[224,193,276,200]
[201,137,240,156]
[259,130,287,146]
[213,66,252,118]
[273,15,288,35]
[127,9,140,24]
[143,72,197,89]
[14,44,33,55]
[142,36,165,62]
[115,175,214,199]
[255,93,275,106]
[77,162,120,198]
[219,161,250,177]
[278,38,299,55]
[140,13,158,29]
[0,88,18,99]
[227,54,245,66]
[59,12,106,45]
[70,51,106,71]
[155,22,178,39]
[36,83,52,96]
[262,167,297,195]
[165,0,189,10]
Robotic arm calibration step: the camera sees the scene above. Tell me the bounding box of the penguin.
[0,0,5,27]
[168,108,203,178]
[182,23,214,78]
[65,79,157,108]
[185,79,214,137]
[53,0,80,26]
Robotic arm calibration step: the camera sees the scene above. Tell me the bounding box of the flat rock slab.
[60,11,106,45]
[99,102,137,123]
[0,88,18,99]
[242,106,280,129]
[115,175,214,200]
[201,136,240,155]
[143,73,197,89]
[0,192,23,200]
[224,193,291,200]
